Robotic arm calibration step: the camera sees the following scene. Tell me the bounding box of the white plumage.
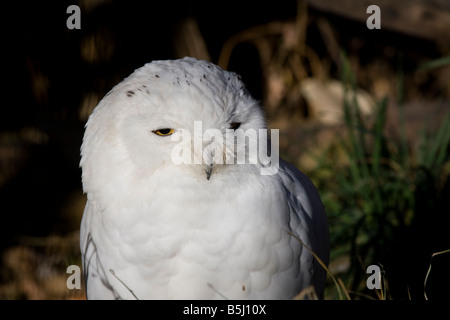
[80,57,329,299]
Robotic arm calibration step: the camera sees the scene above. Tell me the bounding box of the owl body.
[80,57,329,299]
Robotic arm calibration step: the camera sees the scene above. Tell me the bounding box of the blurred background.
[1,0,449,300]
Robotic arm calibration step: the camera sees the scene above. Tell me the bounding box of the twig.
[424,248,450,300]
[109,269,139,300]
[285,229,347,300]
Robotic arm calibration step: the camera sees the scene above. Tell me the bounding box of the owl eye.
[152,128,175,136]
[229,122,241,130]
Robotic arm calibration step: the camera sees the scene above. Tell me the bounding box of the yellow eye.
[152,128,175,136]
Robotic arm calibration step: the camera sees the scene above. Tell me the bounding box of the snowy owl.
[80,57,329,300]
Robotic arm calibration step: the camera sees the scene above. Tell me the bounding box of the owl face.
[81,58,277,203]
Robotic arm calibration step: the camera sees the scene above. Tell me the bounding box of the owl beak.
[206,164,213,181]
[205,148,215,181]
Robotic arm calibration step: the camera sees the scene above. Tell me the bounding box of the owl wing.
[277,158,330,298]
[80,202,125,299]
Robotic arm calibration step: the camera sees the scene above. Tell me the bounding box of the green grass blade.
[418,56,450,71]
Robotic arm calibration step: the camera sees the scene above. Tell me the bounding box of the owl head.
[80,57,278,205]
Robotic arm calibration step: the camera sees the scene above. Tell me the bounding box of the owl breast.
[84,168,306,299]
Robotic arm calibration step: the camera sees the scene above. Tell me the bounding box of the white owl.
[80,57,329,300]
